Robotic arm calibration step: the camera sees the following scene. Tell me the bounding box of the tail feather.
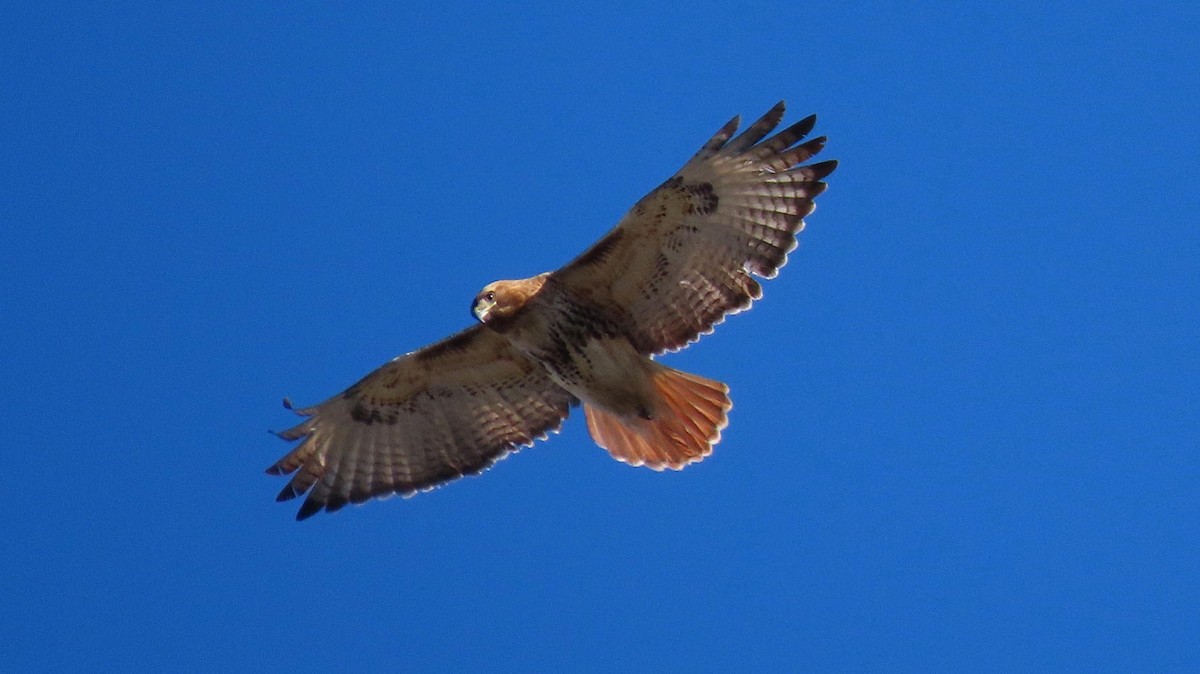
[585,367,732,470]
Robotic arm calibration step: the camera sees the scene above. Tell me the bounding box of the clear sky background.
[2,2,1198,672]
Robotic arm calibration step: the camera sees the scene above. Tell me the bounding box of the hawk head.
[472,274,550,329]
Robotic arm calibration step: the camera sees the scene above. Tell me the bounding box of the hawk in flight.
[269,102,836,519]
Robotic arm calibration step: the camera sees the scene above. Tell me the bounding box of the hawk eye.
[485,291,495,302]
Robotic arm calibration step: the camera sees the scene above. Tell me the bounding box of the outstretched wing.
[268,325,576,520]
[553,101,836,354]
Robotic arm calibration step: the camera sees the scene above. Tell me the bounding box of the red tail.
[585,367,732,470]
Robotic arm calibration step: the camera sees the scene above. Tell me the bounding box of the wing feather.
[268,325,576,520]
[554,101,836,354]
[719,101,786,154]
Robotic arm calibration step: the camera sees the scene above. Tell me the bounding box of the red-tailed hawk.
[269,102,836,519]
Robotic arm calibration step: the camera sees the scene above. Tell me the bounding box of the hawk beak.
[472,297,493,323]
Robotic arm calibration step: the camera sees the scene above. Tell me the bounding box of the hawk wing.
[268,325,576,520]
[553,101,836,354]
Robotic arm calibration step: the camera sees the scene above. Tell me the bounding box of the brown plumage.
[269,101,836,519]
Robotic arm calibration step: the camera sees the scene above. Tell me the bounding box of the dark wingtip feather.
[768,136,828,171]
[713,115,741,144]
[796,113,817,134]
[724,101,788,154]
[809,159,838,179]
[762,100,787,122]
[776,114,817,148]
[272,420,312,442]
[295,498,323,521]
[275,482,303,501]
[685,114,741,167]
[798,135,827,158]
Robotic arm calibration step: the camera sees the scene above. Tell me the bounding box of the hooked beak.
[472,296,495,323]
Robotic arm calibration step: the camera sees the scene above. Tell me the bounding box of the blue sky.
[2,2,1198,671]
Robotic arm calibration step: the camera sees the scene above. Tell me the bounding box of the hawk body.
[270,102,836,519]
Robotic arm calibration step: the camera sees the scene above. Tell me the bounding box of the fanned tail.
[585,366,732,470]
